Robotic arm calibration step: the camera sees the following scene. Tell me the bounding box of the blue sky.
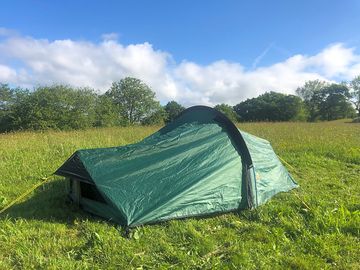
[1,1,360,105]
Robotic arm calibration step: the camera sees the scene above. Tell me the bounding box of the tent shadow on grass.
[1,179,96,224]
[1,177,294,228]
[2,178,255,227]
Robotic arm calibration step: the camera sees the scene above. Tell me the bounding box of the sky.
[1,0,360,105]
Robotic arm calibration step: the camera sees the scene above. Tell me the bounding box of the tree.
[234,92,304,122]
[141,107,166,125]
[94,95,122,127]
[0,84,29,132]
[106,77,161,124]
[164,101,185,123]
[0,83,14,131]
[296,80,328,121]
[9,85,98,130]
[349,75,360,116]
[214,104,238,122]
[66,87,98,129]
[313,84,355,121]
[296,80,328,101]
[0,83,13,111]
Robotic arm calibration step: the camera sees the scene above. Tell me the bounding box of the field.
[0,120,359,269]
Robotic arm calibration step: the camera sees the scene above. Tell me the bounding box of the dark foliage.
[214,104,238,122]
[164,101,185,123]
[0,85,119,132]
[296,81,356,121]
[234,92,304,122]
[105,77,161,125]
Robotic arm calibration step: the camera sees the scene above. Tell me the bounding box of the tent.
[55,106,298,227]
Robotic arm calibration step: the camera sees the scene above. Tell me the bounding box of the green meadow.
[0,121,359,269]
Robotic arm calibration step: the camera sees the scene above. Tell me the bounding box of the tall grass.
[0,121,359,269]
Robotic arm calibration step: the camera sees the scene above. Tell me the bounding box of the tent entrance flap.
[68,178,106,205]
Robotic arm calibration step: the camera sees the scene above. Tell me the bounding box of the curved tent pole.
[159,105,255,209]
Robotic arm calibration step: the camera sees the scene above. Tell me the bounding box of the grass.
[0,121,359,269]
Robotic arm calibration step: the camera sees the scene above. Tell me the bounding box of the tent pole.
[70,178,81,206]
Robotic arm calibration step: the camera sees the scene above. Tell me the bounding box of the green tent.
[55,106,297,227]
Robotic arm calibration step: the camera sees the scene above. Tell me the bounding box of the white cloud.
[101,32,119,41]
[0,29,360,106]
[0,64,17,82]
[0,27,18,37]
[307,43,359,78]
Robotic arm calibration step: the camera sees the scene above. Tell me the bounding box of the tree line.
[0,78,186,132]
[0,75,359,132]
[222,76,359,122]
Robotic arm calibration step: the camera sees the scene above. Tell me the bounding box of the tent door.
[68,177,107,205]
